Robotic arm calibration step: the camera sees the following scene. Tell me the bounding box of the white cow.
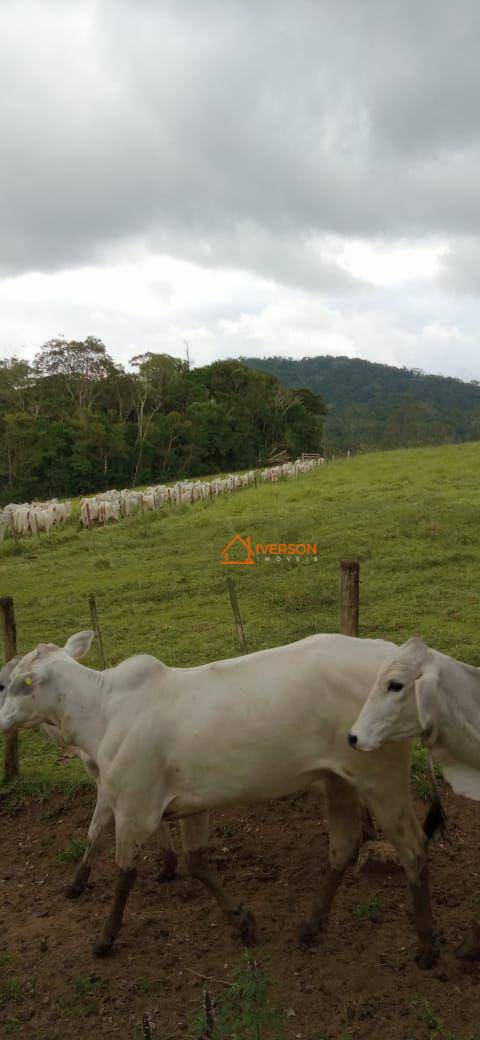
[1,505,17,537]
[141,491,156,511]
[0,511,10,540]
[0,632,439,965]
[99,500,120,524]
[175,481,195,505]
[12,505,31,537]
[53,501,71,525]
[80,497,99,528]
[348,635,480,960]
[120,490,143,517]
[30,506,56,534]
[0,650,178,891]
[146,485,169,508]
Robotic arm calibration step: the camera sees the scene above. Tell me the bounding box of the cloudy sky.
[2,0,480,380]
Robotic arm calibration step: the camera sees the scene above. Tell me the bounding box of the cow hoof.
[156,870,176,884]
[239,910,256,946]
[416,943,439,970]
[92,936,114,958]
[298,920,317,947]
[232,907,256,946]
[455,937,480,962]
[157,850,178,883]
[65,864,91,900]
[65,882,86,900]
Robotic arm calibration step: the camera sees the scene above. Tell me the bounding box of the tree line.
[0,338,325,504]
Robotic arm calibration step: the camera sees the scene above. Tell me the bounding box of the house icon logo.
[220,533,256,566]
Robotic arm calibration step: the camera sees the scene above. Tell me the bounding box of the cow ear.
[0,656,21,691]
[414,672,439,743]
[3,656,21,675]
[63,631,95,661]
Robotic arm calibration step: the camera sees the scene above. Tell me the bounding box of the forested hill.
[243,355,480,453]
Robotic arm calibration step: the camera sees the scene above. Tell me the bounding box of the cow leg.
[92,811,146,958]
[66,788,113,899]
[298,773,362,945]
[367,791,438,969]
[361,804,377,842]
[92,865,138,957]
[157,822,178,882]
[180,813,256,946]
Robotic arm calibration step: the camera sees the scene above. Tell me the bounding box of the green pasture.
[1,441,479,800]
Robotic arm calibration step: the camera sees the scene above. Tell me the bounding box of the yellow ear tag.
[24,677,33,686]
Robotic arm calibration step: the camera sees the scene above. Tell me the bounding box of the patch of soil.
[0,787,479,1039]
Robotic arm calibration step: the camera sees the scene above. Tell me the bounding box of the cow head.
[348,636,440,751]
[0,631,94,732]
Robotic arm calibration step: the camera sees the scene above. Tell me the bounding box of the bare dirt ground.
[1,786,479,1040]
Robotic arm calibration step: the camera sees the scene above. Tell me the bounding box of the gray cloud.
[3,0,480,282]
[2,0,480,381]
[437,239,480,295]
[144,224,367,294]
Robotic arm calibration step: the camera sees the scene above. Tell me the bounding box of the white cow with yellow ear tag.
[0,631,178,895]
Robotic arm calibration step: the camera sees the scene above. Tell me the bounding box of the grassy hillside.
[1,440,480,797]
[243,354,480,453]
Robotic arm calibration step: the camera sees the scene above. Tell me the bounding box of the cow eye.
[0,683,4,692]
[387,680,404,692]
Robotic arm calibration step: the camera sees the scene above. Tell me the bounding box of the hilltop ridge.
[243,354,480,452]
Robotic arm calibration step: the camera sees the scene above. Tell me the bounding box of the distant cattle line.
[0,456,324,540]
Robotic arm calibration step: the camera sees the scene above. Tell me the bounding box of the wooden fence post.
[339,562,375,841]
[226,576,248,654]
[340,559,360,637]
[0,597,20,781]
[88,593,107,669]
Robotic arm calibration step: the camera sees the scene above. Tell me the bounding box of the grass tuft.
[191,954,285,1039]
[353,898,381,922]
[56,837,88,863]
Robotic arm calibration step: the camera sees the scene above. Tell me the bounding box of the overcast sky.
[1,0,480,380]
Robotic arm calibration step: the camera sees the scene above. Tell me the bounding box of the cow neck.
[438,659,480,769]
[48,656,106,761]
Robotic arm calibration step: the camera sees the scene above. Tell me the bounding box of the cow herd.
[0,456,324,538]
[0,499,72,538]
[2,626,480,971]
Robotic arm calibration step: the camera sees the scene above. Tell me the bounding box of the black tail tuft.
[423,797,446,839]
